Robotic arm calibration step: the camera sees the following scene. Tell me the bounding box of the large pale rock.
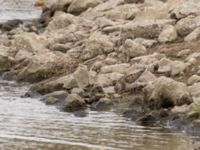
[46,12,75,31]
[68,0,101,15]
[144,76,193,109]
[82,32,114,60]
[157,58,186,76]
[170,0,200,19]
[105,4,140,20]
[17,52,76,83]
[189,83,200,98]
[184,27,200,42]
[73,65,89,89]
[176,15,200,37]
[123,39,147,57]
[158,25,177,43]
[121,19,174,39]
[14,32,47,57]
[188,75,200,86]
[29,74,78,95]
[43,90,68,105]
[97,72,124,87]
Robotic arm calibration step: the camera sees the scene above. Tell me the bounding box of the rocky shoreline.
[0,0,200,133]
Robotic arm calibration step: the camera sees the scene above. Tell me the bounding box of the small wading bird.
[34,0,48,7]
[34,0,58,8]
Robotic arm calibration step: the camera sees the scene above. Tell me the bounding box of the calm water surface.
[0,1,200,150]
[0,80,200,150]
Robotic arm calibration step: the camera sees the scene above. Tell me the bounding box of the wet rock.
[74,65,89,89]
[44,97,59,105]
[64,94,86,112]
[0,19,23,32]
[0,46,16,72]
[29,74,78,95]
[137,109,169,126]
[122,39,147,58]
[42,90,68,105]
[68,0,101,15]
[91,97,112,111]
[187,75,200,85]
[144,76,193,109]
[158,25,177,43]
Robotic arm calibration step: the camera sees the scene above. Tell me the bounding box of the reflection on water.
[0,80,199,150]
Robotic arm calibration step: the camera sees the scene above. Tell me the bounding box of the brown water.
[0,2,200,150]
[0,80,199,150]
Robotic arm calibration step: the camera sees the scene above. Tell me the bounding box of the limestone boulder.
[16,52,77,83]
[176,15,200,37]
[170,0,200,19]
[82,32,114,60]
[73,65,89,89]
[187,75,200,86]
[64,94,86,112]
[144,76,193,109]
[105,4,140,20]
[46,12,75,31]
[68,0,101,15]
[184,27,200,42]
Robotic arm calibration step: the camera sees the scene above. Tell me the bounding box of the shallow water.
[0,80,199,150]
[0,2,200,150]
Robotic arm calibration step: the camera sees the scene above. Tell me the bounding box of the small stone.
[124,39,147,57]
[177,49,191,57]
[158,25,177,43]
